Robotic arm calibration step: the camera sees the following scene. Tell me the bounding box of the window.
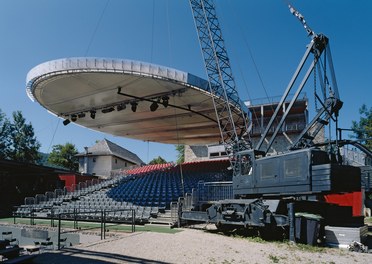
[93,157,96,163]
[115,158,118,164]
[260,160,277,179]
[240,154,252,175]
[284,157,302,178]
[209,151,228,159]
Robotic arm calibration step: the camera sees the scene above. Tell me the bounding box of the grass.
[286,241,326,253]
[205,226,268,243]
[268,254,280,263]
[205,225,330,254]
[230,233,267,244]
[0,217,181,234]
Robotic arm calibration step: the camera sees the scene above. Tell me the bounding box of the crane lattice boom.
[189,0,251,174]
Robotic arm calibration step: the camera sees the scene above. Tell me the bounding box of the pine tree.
[149,156,167,165]
[9,111,41,163]
[351,104,372,150]
[0,109,11,159]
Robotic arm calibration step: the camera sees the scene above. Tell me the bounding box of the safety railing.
[196,181,233,204]
[12,206,136,250]
[56,208,136,249]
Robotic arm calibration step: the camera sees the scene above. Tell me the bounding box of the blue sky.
[0,0,371,163]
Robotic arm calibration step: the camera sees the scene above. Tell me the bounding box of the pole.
[131,209,135,233]
[103,210,106,240]
[30,207,34,226]
[13,207,16,224]
[50,208,53,227]
[74,208,77,229]
[100,210,103,240]
[287,203,295,242]
[58,214,61,250]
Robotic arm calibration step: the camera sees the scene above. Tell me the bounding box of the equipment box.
[324,225,368,248]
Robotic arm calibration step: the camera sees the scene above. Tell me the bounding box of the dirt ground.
[33,227,371,264]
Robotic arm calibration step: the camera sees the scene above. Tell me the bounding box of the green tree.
[47,143,79,171]
[0,109,11,159]
[175,144,185,164]
[351,104,372,150]
[9,111,41,163]
[149,156,167,165]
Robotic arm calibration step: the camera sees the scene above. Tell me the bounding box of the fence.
[12,207,136,250]
[196,181,233,204]
[170,202,178,225]
[56,208,135,249]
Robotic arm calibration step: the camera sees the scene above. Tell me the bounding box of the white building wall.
[79,155,137,178]
[90,156,111,177]
[185,145,209,162]
[111,156,135,171]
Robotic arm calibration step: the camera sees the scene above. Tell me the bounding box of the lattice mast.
[189,0,251,173]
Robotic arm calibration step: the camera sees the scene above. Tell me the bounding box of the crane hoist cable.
[150,0,156,62]
[85,0,110,56]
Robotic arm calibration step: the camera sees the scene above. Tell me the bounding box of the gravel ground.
[33,227,371,264]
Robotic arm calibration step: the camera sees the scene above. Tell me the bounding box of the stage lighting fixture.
[90,110,96,119]
[131,102,138,112]
[102,107,115,113]
[63,119,71,126]
[117,104,126,111]
[71,114,77,122]
[77,113,86,118]
[150,101,159,112]
[162,96,169,108]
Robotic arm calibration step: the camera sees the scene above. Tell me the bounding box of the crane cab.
[233,148,361,198]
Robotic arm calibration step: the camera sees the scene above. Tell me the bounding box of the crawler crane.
[179,0,364,243]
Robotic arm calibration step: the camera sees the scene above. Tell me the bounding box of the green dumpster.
[295,212,323,245]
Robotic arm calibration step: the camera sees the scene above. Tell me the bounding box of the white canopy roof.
[26,57,244,145]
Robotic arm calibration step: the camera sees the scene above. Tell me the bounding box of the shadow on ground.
[33,247,170,264]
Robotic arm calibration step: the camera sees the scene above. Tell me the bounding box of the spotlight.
[71,114,77,122]
[90,110,96,119]
[117,104,126,111]
[162,96,169,108]
[131,102,138,112]
[63,119,70,126]
[77,113,86,118]
[102,107,115,114]
[150,101,159,112]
